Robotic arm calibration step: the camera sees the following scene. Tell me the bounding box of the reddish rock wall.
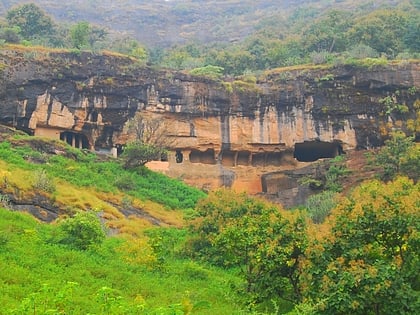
[1,49,419,206]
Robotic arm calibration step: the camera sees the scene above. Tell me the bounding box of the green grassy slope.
[0,129,246,314]
[0,208,244,314]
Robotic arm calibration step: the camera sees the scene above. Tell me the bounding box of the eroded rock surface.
[1,49,419,206]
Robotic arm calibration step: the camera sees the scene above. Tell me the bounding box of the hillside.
[0,127,251,314]
[0,125,418,314]
[0,125,205,225]
[0,0,407,47]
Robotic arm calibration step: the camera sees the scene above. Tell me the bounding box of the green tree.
[302,177,420,314]
[109,37,148,63]
[403,13,420,53]
[0,26,21,43]
[347,10,408,57]
[121,114,173,169]
[87,25,107,50]
[305,190,339,224]
[161,48,191,69]
[70,21,90,49]
[189,65,224,80]
[373,131,419,181]
[302,10,352,53]
[190,189,307,303]
[6,3,54,40]
[121,141,165,169]
[205,47,255,76]
[130,45,148,63]
[266,38,305,68]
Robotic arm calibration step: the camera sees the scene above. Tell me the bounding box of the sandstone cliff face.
[1,48,419,206]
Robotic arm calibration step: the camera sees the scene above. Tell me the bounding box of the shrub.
[121,141,165,169]
[305,190,338,224]
[309,50,333,65]
[189,65,224,80]
[32,169,56,193]
[373,131,418,181]
[54,211,106,250]
[347,44,379,59]
[114,173,137,191]
[324,155,351,192]
[0,194,10,208]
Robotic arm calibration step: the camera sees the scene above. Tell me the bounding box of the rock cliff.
[1,48,419,206]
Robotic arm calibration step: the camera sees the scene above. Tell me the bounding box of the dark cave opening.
[221,150,236,166]
[189,149,216,164]
[60,131,89,149]
[266,151,283,167]
[294,141,343,162]
[237,151,251,166]
[175,150,183,163]
[252,152,266,167]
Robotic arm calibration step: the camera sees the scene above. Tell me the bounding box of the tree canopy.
[190,189,307,304]
[6,3,54,40]
[302,177,420,314]
[1,2,419,76]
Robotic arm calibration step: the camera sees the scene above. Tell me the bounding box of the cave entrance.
[189,149,216,164]
[294,141,343,162]
[221,150,236,166]
[237,151,251,166]
[175,150,183,163]
[60,131,89,149]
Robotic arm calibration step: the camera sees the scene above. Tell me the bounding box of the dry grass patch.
[265,63,331,76]
[54,181,122,217]
[133,199,185,228]
[109,216,155,237]
[0,161,36,192]
[1,44,68,54]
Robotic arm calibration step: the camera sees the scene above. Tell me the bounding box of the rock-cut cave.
[293,141,343,162]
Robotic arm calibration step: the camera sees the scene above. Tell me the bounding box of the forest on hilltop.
[0,0,418,76]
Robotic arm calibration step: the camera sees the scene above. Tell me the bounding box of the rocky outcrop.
[1,48,419,206]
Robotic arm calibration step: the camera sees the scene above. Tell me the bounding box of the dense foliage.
[0,1,418,75]
[155,4,420,75]
[370,131,420,181]
[303,177,420,314]
[189,190,307,305]
[0,131,418,313]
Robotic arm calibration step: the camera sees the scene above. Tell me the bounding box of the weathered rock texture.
[1,48,419,206]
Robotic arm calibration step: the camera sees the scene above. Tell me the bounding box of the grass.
[0,135,228,312]
[0,208,245,314]
[0,136,206,213]
[264,63,332,76]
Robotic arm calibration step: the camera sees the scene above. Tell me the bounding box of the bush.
[32,169,56,193]
[114,173,137,191]
[347,44,379,59]
[54,211,106,250]
[0,194,10,208]
[373,131,418,181]
[189,65,224,80]
[305,190,338,224]
[309,50,333,65]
